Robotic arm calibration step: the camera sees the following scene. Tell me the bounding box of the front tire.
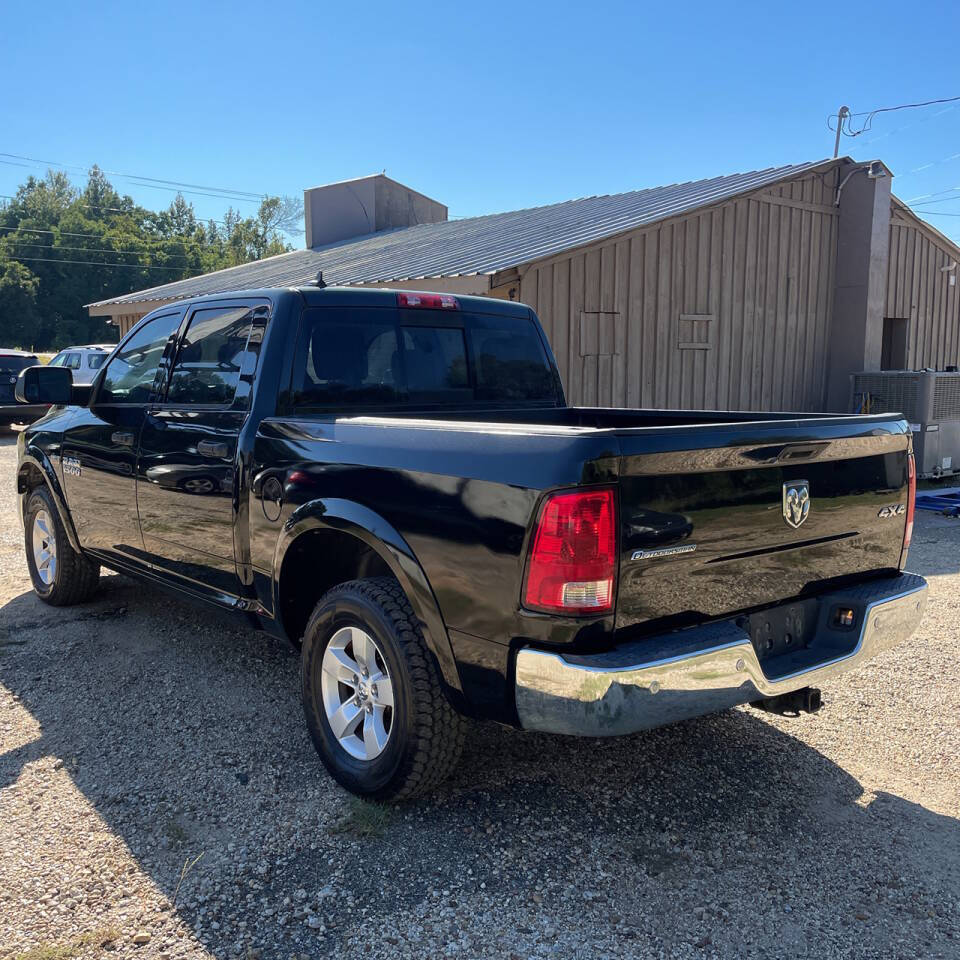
[301,577,465,801]
[24,487,100,606]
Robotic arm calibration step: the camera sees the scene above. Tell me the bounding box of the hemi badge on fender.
[631,544,697,562]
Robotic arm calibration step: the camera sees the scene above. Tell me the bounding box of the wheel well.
[17,463,46,495]
[277,528,392,645]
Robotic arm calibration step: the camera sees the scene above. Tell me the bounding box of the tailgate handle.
[777,441,830,463]
[111,430,135,447]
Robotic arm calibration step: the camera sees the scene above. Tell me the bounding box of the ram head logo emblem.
[782,481,810,529]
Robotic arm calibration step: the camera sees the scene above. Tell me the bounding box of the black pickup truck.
[14,286,927,800]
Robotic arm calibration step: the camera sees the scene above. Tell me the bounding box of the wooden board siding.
[115,313,145,337]
[887,208,960,370]
[520,171,840,411]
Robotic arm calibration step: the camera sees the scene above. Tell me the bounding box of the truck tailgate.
[615,417,910,628]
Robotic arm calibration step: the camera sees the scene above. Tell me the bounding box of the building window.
[678,314,714,351]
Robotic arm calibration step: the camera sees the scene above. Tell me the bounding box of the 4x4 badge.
[782,481,810,529]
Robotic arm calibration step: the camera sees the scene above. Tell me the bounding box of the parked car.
[14,286,926,801]
[48,344,114,386]
[1,350,48,425]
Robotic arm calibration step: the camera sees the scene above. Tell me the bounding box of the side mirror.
[15,365,73,405]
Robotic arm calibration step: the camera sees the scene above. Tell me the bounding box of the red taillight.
[902,451,916,561]
[396,292,460,310]
[522,488,616,615]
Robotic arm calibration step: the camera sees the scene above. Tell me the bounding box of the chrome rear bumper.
[515,573,928,736]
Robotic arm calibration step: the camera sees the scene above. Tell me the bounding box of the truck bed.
[257,405,910,644]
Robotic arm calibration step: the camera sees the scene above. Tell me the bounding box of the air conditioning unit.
[851,371,960,479]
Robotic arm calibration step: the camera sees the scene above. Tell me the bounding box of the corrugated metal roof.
[89,159,836,308]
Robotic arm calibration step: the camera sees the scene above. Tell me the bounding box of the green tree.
[0,166,302,350]
[0,254,43,349]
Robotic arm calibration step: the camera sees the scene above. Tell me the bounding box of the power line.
[860,103,958,147]
[4,239,197,261]
[7,255,189,271]
[828,95,960,138]
[906,186,960,203]
[0,192,237,226]
[0,224,220,246]
[848,95,960,118]
[0,151,267,203]
[120,180,266,203]
[904,194,960,207]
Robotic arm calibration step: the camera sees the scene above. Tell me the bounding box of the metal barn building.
[88,157,960,414]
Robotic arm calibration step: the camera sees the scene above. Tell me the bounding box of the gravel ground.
[0,426,958,960]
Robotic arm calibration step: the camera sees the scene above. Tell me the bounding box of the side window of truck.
[295,311,402,407]
[165,306,259,406]
[97,312,182,405]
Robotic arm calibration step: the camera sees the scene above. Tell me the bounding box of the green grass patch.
[331,796,392,838]
[10,927,119,960]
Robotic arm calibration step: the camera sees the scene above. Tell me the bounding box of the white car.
[48,344,115,385]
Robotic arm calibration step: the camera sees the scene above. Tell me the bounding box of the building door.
[881,318,909,370]
[62,311,182,565]
[136,301,267,599]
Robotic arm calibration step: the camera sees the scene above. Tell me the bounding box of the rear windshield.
[0,355,36,374]
[292,307,561,410]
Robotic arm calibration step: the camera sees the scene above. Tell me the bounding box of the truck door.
[61,311,182,565]
[136,301,267,599]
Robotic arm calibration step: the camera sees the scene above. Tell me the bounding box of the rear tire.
[24,487,100,606]
[301,577,465,801]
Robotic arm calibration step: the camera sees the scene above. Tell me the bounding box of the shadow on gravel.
[1,575,958,959]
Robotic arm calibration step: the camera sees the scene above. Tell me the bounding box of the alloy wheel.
[32,509,57,586]
[320,626,394,761]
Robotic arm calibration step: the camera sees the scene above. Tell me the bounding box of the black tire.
[24,486,100,606]
[301,576,465,802]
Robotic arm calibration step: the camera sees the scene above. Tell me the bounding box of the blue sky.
[3,0,959,245]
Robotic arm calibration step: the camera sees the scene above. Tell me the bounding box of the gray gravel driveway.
[1,427,957,959]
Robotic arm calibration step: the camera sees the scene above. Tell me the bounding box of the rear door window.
[165,306,257,406]
[64,353,82,370]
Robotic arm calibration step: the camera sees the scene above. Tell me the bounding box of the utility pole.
[833,106,850,158]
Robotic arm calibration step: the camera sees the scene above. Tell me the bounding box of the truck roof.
[148,285,533,319]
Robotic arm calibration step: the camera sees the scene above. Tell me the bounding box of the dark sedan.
[0,352,48,426]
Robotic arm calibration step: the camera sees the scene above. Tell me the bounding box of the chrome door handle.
[197,440,229,459]
[111,431,135,447]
